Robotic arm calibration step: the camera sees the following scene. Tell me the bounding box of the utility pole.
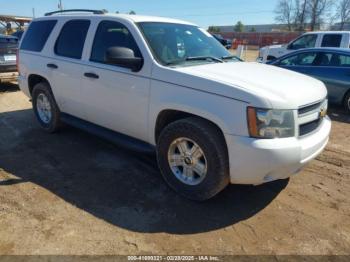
[32,8,36,18]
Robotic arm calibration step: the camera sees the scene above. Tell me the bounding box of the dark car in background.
[269,48,350,113]
[212,34,231,49]
[11,30,24,40]
[0,34,18,83]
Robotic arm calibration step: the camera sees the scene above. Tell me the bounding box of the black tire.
[344,92,350,113]
[156,117,230,201]
[267,55,276,61]
[32,82,61,133]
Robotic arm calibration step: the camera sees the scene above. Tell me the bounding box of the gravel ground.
[0,83,349,255]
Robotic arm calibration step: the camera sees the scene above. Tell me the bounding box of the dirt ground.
[0,82,350,255]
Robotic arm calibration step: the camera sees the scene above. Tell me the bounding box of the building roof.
[331,22,350,31]
[0,14,32,23]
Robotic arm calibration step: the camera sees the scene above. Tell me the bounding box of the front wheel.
[157,117,230,201]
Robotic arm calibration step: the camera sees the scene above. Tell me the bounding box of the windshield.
[138,22,239,67]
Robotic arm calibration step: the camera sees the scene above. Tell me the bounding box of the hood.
[171,62,327,109]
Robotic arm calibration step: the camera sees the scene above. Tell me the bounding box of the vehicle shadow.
[328,106,350,124]
[0,82,19,93]
[0,109,288,234]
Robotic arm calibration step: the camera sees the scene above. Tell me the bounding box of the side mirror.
[105,47,143,72]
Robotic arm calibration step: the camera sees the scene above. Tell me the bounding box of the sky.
[1,0,280,28]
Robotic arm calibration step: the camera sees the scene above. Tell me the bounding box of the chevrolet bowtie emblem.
[320,108,327,118]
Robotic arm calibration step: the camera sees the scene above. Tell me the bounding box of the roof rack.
[45,9,106,16]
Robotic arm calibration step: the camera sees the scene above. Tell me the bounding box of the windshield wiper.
[185,56,223,63]
[221,55,242,61]
[165,61,183,66]
[165,56,224,66]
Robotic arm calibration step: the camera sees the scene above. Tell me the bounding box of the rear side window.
[20,20,57,52]
[339,54,350,67]
[325,53,350,67]
[321,34,342,47]
[280,52,317,66]
[55,20,90,59]
[90,20,142,64]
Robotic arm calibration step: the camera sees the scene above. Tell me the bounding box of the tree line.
[208,21,255,33]
[275,0,350,31]
[209,0,349,33]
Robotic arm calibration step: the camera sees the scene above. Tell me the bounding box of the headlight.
[247,107,295,138]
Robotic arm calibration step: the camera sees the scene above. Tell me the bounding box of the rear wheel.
[32,82,61,133]
[267,55,276,61]
[157,117,230,201]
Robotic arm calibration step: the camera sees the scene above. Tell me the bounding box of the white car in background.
[259,31,350,62]
[18,10,331,200]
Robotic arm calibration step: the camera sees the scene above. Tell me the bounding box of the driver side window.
[280,52,317,66]
[90,20,142,64]
[289,35,317,50]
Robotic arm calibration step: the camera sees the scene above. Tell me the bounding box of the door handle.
[47,63,58,69]
[84,72,99,79]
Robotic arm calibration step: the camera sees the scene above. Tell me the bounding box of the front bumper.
[225,116,331,185]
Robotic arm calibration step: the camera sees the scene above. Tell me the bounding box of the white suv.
[259,31,350,62]
[18,10,331,200]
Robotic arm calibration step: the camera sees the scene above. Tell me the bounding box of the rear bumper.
[0,63,18,82]
[225,116,331,185]
[0,64,17,73]
[0,71,18,82]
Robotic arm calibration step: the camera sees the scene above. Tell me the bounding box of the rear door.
[303,52,350,104]
[47,19,90,119]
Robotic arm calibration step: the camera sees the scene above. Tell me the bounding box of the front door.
[81,20,151,142]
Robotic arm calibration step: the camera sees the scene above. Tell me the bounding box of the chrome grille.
[298,101,322,116]
[298,99,327,137]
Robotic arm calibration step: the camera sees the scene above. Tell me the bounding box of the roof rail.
[45,9,106,16]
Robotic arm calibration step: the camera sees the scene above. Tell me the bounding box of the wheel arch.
[28,74,51,96]
[154,108,229,146]
[343,88,350,110]
[267,55,277,61]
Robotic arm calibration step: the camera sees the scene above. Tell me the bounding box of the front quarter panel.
[267,47,288,59]
[148,79,249,145]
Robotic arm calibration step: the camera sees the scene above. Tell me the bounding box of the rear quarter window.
[55,20,90,59]
[20,20,57,52]
[339,54,350,67]
[321,34,342,47]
